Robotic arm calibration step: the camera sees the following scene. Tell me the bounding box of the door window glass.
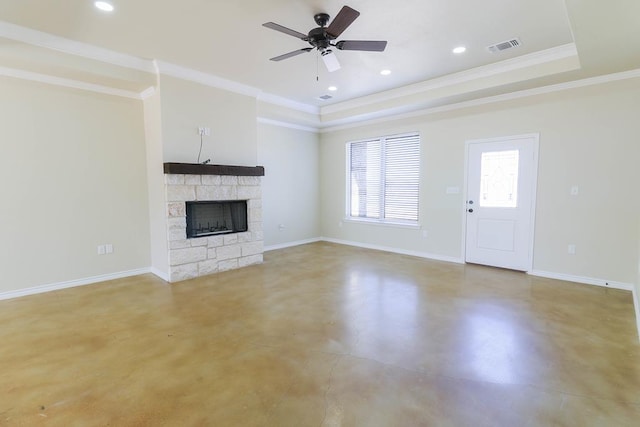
[479,150,519,208]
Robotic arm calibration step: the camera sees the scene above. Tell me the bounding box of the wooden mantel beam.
[163,163,265,176]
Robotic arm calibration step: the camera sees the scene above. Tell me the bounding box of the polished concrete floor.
[1,242,639,426]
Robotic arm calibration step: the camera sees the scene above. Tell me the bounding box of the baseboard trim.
[529,270,633,291]
[264,238,323,252]
[0,268,152,301]
[150,267,170,282]
[632,285,640,341]
[320,237,465,264]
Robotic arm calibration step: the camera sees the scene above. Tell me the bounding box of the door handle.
[468,208,474,213]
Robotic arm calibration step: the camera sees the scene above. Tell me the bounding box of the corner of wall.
[636,217,640,342]
[143,89,169,278]
[634,285,640,342]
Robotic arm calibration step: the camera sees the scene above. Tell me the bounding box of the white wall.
[320,78,640,285]
[0,77,151,293]
[159,75,258,166]
[258,123,320,248]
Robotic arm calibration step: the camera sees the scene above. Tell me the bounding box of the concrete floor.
[1,242,639,426]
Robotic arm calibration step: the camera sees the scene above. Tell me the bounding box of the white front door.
[464,134,538,271]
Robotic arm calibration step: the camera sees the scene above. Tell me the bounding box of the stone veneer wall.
[164,173,263,282]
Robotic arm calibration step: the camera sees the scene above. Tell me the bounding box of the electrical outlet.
[106,244,113,254]
[570,185,579,196]
[198,127,211,136]
[568,244,576,255]
[97,245,106,255]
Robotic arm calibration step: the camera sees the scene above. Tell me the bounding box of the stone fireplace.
[163,163,264,282]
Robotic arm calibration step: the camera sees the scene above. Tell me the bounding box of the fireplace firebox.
[185,200,248,238]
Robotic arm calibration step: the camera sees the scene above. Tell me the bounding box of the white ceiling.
[0,0,639,112]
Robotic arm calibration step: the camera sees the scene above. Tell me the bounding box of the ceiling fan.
[263,5,387,72]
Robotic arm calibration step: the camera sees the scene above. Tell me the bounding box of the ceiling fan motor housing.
[308,27,333,50]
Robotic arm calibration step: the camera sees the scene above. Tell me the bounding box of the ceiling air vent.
[487,37,522,53]
[318,94,333,100]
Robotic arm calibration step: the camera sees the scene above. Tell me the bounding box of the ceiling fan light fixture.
[94,1,114,12]
[321,50,341,72]
[452,46,467,54]
[328,86,338,91]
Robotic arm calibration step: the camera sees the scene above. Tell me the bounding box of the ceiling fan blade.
[336,40,387,52]
[326,6,360,38]
[262,22,308,40]
[269,48,313,62]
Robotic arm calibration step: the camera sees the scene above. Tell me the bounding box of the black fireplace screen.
[185,201,248,238]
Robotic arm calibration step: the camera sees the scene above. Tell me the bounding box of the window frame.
[345,132,421,228]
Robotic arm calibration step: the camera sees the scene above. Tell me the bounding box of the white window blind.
[347,133,420,224]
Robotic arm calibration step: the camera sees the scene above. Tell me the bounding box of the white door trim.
[461,133,540,272]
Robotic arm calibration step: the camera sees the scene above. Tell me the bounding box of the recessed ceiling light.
[328,86,337,92]
[380,69,391,76]
[452,46,466,54]
[94,1,114,12]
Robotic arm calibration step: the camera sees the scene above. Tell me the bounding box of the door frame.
[461,133,540,271]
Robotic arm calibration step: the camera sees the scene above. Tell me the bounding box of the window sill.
[342,218,421,230]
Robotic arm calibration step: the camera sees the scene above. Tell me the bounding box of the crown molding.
[0,20,156,74]
[321,43,579,116]
[0,66,145,99]
[2,20,634,132]
[140,86,156,100]
[257,117,319,133]
[257,93,319,115]
[155,60,261,98]
[319,67,640,132]
[0,20,319,114]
